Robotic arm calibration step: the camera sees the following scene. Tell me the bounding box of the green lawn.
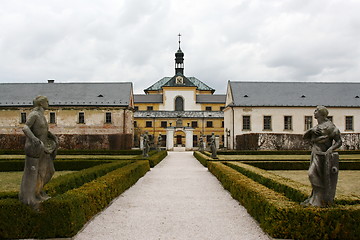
[269,170,360,198]
[0,171,74,192]
[0,155,137,160]
[219,154,360,161]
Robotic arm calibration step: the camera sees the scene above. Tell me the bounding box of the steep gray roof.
[145,76,215,92]
[134,111,223,118]
[196,94,226,103]
[228,81,360,107]
[134,94,163,103]
[0,82,133,107]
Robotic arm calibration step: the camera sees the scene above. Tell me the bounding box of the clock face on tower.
[176,76,184,84]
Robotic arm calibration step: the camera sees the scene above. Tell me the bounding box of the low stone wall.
[236,133,360,150]
[0,134,133,150]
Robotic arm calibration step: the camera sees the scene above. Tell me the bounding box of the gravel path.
[74,152,271,240]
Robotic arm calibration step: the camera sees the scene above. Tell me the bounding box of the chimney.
[48,79,55,83]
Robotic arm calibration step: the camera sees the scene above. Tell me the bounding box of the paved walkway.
[74,152,271,240]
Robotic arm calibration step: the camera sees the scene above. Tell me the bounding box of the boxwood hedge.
[208,161,360,240]
[0,160,150,239]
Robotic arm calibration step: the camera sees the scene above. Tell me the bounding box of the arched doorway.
[175,130,185,147]
[166,127,194,150]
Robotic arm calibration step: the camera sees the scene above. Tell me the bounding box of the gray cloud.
[1,0,360,94]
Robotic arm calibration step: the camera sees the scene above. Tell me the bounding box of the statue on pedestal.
[302,106,342,207]
[142,131,150,157]
[210,132,217,159]
[19,96,58,209]
[199,135,204,152]
[157,135,162,151]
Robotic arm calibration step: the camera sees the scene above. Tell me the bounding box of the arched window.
[175,96,184,111]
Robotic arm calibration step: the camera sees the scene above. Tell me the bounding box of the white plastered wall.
[224,106,360,149]
[159,89,201,111]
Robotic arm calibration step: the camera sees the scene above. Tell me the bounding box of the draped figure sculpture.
[302,106,342,207]
[142,131,150,157]
[210,132,217,159]
[19,96,58,209]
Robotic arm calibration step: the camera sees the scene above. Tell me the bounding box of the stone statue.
[199,135,204,152]
[142,131,150,157]
[210,132,217,158]
[157,135,162,151]
[19,96,58,209]
[302,106,342,207]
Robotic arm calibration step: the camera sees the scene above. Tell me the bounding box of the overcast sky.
[1,0,360,94]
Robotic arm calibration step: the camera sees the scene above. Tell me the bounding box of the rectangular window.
[220,106,225,111]
[105,112,112,123]
[147,106,153,111]
[161,121,167,128]
[78,112,85,124]
[205,106,212,111]
[284,116,292,130]
[263,116,272,130]
[134,121,137,128]
[221,121,224,128]
[206,121,213,128]
[134,106,139,111]
[146,121,152,128]
[49,112,56,124]
[191,121,198,128]
[346,116,354,130]
[20,112,26,123]
[305,116,313,130]
[242,116,251,130]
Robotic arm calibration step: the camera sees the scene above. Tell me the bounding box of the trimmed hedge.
[242,160,360,170]
[193,151,212,167]
[0,149,142,155]
[0,160,150,239]
[0,160,114,172]
[217,150,360,155]
[208,161,360,240]
[224,162,360,205]
[0,161,133,200]
[147,150,168,168]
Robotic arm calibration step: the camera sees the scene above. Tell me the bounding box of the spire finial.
[178,33,181,49]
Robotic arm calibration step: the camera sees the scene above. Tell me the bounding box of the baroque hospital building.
[133,44,226,150]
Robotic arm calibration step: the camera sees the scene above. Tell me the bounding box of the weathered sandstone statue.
[302,106,342,207]
[142,131,150,157]
[210,132,217,158]
[19,96,58,209]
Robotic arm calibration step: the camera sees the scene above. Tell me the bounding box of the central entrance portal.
[166,127,194,150]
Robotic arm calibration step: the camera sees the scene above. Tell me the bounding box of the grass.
[269,170,360,198]
[0,171,75,192]
[219,154,360,161]
[0,155,137,160]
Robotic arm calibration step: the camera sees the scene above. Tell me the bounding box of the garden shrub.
[147,150,168,168]
[193,151,212,167]
[208,162,360,240]
[0,160,115,172]
[0,161,150,239]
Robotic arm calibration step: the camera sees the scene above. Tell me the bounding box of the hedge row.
[0,160,150,239]
[0,161,133,200]
[193,151,212,167]
[0,149,142,155]
[0,160,115,172]
[208,161,360,240]
[217,150,360,155]
[242,160,360,170]
[224,161,360,205]
[147,150,168,168]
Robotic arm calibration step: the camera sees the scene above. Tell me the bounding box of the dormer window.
[176,76,184,84]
